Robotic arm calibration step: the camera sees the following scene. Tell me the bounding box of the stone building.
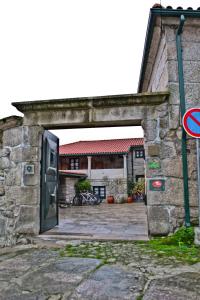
[59,138,145,202]
[138,5,200,234]
[0,5,200,246]
[58,170,87,205]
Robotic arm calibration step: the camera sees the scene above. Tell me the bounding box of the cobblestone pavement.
[0,241,200,300]
[42,203,148,241]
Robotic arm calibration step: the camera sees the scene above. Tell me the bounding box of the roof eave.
[59,145,144,157]
[138,8,200,93]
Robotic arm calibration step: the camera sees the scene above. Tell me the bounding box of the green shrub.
[75,179,91,193]
[151,226,195,247]
[167,226,194,246]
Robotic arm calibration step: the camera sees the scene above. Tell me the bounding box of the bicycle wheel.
[73,194,82,206]
[88,193,99,205]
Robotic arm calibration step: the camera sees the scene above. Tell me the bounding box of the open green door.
[40,130,59,233]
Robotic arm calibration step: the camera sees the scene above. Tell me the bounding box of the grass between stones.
[139,226,200,265]
[58,227,200,265]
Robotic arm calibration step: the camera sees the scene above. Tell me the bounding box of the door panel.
[40,130,59,233]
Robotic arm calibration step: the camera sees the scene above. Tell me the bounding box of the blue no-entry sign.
[183,108,200,138]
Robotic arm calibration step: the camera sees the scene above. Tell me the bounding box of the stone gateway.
[0,6,200,246]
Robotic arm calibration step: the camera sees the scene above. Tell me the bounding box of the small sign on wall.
[24,164,35,175]
[148,161,160,169]
[149,179,165,191]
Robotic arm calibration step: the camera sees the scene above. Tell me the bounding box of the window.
[70,158,79,170]
[136,175,145,182]
[135,149,144,158]
[93,186,106,200]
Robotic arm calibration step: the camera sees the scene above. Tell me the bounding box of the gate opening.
[40,125,149,240]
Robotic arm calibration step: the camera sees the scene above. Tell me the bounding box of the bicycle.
[72,191,102,206]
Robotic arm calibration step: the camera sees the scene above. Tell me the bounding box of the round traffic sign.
[183,108,200,138]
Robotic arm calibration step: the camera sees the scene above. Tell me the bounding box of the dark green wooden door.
[40,130,59,233]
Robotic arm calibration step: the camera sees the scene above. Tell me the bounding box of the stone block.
[167,41,200,61]
[23,163,40,186]
[187,153,197,180]
[195,227,200,246]
[0,182,5,196]
[0,148,10,158]
[168,60,178,83]
[147,177,183,206]
[10,146,39,163]
[185,83,200,110]
[165,26,176,42]
[4,164,22,186]
[23,126,43,147]
[15,205,39,234]
[168,83,180,105]
[188,180,198,207]
[160,141,177,159]
[169,105,180,129]
[146,158,163,178]
[147,144,160,157]
[148,206,170,236]
[183,61,200,84]
[9,147,22,163]
[190,207,199,225]
[0,157,10,169]
[0,116,23,131]
[0,196,6,208]
[162,157,182,178]
[0,218,6,236]
[3,127,23,147]
[23,147,39,162]
[155,103,169,118]
[5,186,39,205]
[182,26,200,42]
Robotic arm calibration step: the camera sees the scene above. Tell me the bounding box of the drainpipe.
[176,15,190,226]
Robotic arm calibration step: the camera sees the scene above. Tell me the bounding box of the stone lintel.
[12,92,169,113]
[0,116,23,131]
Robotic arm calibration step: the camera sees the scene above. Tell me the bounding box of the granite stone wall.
[142,17,200,235]
[0,118,43,247]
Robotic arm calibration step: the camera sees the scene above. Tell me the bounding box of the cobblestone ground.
[45,203,148,241]
[0,241,200,300]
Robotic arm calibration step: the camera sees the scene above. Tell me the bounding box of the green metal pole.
[176,15,191,226]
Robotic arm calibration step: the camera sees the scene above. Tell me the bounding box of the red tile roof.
[59,138,144,156]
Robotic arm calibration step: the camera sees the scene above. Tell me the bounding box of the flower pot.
[107,195,114,204]
[127,196,133,203]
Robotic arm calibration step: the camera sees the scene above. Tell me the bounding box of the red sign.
[183,108,200,138]
[152,180,162,188]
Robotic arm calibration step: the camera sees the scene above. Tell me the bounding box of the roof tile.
[59,138,144,155]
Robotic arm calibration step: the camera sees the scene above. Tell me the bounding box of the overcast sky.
[0,0,198,144]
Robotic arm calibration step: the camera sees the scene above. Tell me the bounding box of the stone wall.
[90,177,127,203]
[127,149,145,183]
[1,92,167,243]
[0,117,43,247]
[58,176,78,204]
[141,17,200,235]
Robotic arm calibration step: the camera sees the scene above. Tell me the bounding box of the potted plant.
[127,195,133,203]
[75,179,91,194]
[132,179,145,202]
[107,195,114,204]
[127,180,134,203]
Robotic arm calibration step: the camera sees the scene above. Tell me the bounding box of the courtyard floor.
[40,202,148,241]
[0,241,200,299]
